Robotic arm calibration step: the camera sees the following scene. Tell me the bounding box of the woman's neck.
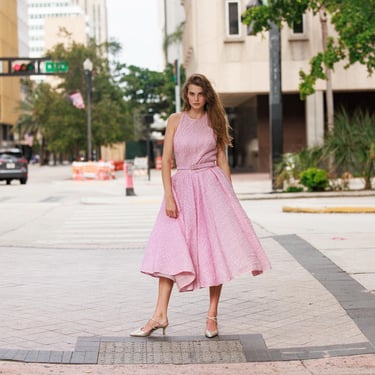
[187,109,205,119]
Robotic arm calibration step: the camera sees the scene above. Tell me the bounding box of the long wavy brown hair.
[182,74,232,150]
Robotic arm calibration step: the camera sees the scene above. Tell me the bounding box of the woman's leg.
[153,276,174,321]
[141,277,173,331]
[206,284,222,331]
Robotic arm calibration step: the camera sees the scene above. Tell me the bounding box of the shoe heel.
[162,326,167,335]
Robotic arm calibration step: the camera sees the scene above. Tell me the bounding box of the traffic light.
[0,57,69,76]
[12,61,35,74]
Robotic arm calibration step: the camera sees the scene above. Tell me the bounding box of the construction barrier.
[155,156,162,170]
[133,157,148,176]
[124,161,135,196]
[72,161,115,181]
[112,160,124,171]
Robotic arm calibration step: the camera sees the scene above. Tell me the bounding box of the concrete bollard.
[124,162,136,196]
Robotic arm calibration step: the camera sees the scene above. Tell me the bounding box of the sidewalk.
[0,165,374,374]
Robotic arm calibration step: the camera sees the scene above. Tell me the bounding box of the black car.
[0,148,28,185]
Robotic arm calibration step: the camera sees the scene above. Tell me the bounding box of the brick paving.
[0,165,374,370]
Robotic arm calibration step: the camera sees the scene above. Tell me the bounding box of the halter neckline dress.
[141,112,271,292]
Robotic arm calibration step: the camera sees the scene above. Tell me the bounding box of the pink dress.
[141,112,271,292]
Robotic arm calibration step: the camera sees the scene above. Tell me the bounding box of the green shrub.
[285,185,304,193]
[275,148,324,191]
[300,168,329,192]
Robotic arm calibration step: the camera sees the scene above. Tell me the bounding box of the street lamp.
[83,58,93,161]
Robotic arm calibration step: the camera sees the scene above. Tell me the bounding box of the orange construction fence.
[72,161,115,181]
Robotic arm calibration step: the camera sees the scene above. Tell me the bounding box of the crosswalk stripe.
[46,201,160,246]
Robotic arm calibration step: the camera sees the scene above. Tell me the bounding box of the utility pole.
[174,59,181,112]
[269,24,283,191]
[143,114,154,181]
[246,0,283,191]
[83,58,93,161]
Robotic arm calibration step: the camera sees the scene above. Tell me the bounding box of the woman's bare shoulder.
[168,112,183,123]
[167,112,183,129]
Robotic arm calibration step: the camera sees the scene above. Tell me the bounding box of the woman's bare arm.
[162,113,181,218]
[217,146,231,181]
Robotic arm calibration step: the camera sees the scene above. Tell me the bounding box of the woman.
[131,74,271,338]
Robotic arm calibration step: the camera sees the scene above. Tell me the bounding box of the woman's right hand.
[165,197,178,219]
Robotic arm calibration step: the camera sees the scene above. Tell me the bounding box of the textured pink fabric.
[141,112,271,292]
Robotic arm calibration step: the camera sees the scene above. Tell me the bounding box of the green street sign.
[45,61,69,73]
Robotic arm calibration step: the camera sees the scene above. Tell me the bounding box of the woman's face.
[187,84,206,111]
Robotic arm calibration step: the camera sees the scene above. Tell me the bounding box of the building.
[28,0,86,58]
[0,0,21,146]
[28,0,107,57]
[180,0,375,172]
[160,0,185,65]
[18,0,30,57]
[0,0,108,145]
[71,0,107,47]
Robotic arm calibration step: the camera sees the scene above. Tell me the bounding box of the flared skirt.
[141,167,271,292]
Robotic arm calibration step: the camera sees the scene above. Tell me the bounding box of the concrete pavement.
[0,164,374,374]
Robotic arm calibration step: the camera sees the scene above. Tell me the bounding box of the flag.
[68,91,85,109]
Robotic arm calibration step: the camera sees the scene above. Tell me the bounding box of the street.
[0,164,374,374]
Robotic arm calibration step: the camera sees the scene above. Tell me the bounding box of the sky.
[106,1,164,72]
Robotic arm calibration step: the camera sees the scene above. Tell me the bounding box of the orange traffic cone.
[124,162,136,196]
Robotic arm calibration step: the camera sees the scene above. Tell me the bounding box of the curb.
[237,190,375,201]
[282,206,375,213]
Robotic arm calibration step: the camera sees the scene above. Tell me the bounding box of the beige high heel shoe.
[130,318,169,337]
[205,316,218,338]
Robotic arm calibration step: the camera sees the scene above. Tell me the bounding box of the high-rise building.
[28,0,85,57]
[0,0,21,145]
[18,0,29,56]
[27,0,107,58]
[71,0,107,46]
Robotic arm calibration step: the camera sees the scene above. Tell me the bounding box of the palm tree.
[16,80,58,165]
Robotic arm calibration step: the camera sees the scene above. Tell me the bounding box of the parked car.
[0,148,28,185]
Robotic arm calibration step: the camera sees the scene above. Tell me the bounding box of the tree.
[16,34,179,161]
[120,65,172,113]
[16,80,67,164]
[48,38,133,148]
[241,0,375,99]
[16,38,133,162]
[119,64,178,139]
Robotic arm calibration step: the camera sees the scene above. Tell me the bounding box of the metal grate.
[98,340,246,364]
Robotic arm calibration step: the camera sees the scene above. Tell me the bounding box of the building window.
[289,13,308,40]
[225,0,241,37]
[292,14,304,35]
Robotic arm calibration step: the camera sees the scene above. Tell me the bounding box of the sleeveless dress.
[141,112,271,292]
